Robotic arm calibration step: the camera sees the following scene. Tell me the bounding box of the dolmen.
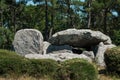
[13,29,116,67]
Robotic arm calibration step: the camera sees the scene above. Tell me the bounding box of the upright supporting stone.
[95,42,116,67]
[13,29,43,56]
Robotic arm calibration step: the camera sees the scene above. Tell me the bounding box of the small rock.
[82,51,95,60]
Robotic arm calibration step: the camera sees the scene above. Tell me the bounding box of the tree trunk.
[87,0,92,29]
[103,9,107,33]
[49,13,54,39]
[67,0,73,28]
[13,7,16,33]
[11,7,16,33]
[45,0,49,41]
[0,9,3,27]
[88,11,91,28]
[102,0,108,33]
[49,27,53,39]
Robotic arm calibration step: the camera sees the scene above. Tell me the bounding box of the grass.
[0,75,119,80]
[0,75,50,80]
[99,73,120,80]
[0,49,23,58]
[0,49,58,80]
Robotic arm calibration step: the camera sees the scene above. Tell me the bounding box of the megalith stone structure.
[13,29,43,56]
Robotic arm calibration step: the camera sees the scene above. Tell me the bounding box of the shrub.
[0,57,31,75]
[0,50,98,80]
[0,49,22,58]
[0,27,14,49]
[104,47,120,74]
[0,49,59,79]
[55,58,98,80]
[111,30,120,46]
[28,59,59,78]
[0,49,31,76]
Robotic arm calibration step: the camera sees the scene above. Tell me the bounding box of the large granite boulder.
[25,52,93,62]
[25,54,57,60]
[49,29,111,47]
[95,42,116,67]
[13,29,43,56]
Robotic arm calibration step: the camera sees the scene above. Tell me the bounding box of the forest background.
[0,0,120,50]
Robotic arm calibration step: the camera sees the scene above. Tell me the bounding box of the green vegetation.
[1,0,120,80]
[0,49,98,80]
[55,58,98,80]
[28,59,59,78]
[0,27,14,49]
[104,47,120,75]
[1,0,120,49]
[0,49,30,76]
[0,49,59,79]
[111,30,120,45]
[1,48,120,80]
[0,49,21,58]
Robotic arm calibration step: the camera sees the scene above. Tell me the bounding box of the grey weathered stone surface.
[43,41,73,54]
[13,28,115,65]
[47,44,73,54]
[49,29,111,47]
[25,52,93,62]
[95,42,116,67]
[25,54,57,60]
[13,29,43,56]
[49,53,92,62]
[82,51,94,60]
[43,41,51,55]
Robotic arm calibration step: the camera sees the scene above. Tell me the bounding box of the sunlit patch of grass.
[98,74,120,80]
[0,75,51,80]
